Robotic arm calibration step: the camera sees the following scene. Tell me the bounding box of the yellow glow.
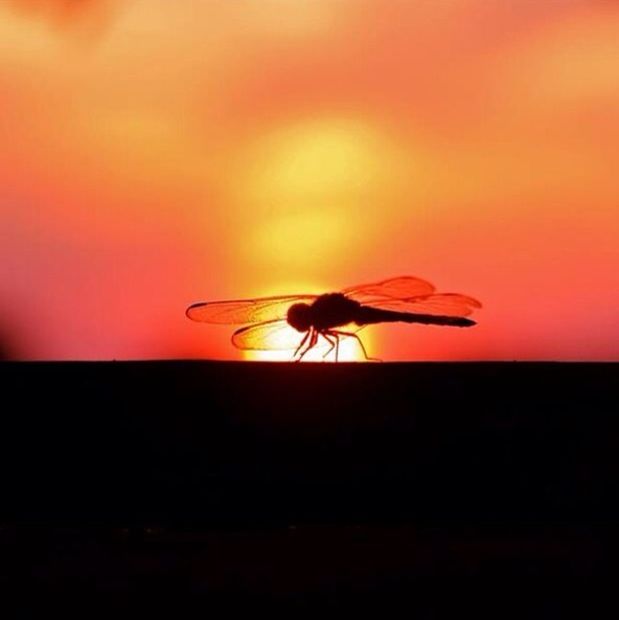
[241,117,400,208]
[232,116,408,284]
[250,209,351,266]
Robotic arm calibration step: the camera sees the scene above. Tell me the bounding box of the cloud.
[7,0,118,32]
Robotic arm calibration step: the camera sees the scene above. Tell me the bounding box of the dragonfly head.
[287,303,312,332]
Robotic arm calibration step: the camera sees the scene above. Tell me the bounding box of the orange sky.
[1,0,618,360]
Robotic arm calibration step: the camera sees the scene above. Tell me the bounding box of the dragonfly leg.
[293,330,311,360]
[321,331,341,362]
[296,328,318,362]
[321,332,337,360]
[331,330,381,362]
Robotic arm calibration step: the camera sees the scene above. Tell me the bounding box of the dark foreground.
[0,361,617,599]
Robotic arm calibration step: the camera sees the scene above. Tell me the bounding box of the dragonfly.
[186,276,481,361]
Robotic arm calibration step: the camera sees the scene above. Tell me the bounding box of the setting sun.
[244,323,373,362]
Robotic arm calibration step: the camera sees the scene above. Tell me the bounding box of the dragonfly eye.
[287,303,311,332]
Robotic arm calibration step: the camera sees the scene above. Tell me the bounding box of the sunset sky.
[1,0,618,360]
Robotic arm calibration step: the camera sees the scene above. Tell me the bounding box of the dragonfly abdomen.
[355,306,476,328]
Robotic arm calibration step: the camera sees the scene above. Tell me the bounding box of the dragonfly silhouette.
[186,276,481,361]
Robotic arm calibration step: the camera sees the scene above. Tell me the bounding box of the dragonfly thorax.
[288,293,361,332]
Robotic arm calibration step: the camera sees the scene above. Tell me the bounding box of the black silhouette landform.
[0,360,616,596]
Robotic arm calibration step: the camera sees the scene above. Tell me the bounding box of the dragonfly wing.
[343,276,435,303]
[363,293,482,317]
[186,294,317,324]
[232,320,305,351]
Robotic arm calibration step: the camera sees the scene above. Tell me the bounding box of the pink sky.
[1,0,618,360]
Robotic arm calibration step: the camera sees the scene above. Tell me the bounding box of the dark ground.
[0,361,617,603]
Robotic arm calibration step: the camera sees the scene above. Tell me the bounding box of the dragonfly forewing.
[343,276,435,303]
[186,294,318,324]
